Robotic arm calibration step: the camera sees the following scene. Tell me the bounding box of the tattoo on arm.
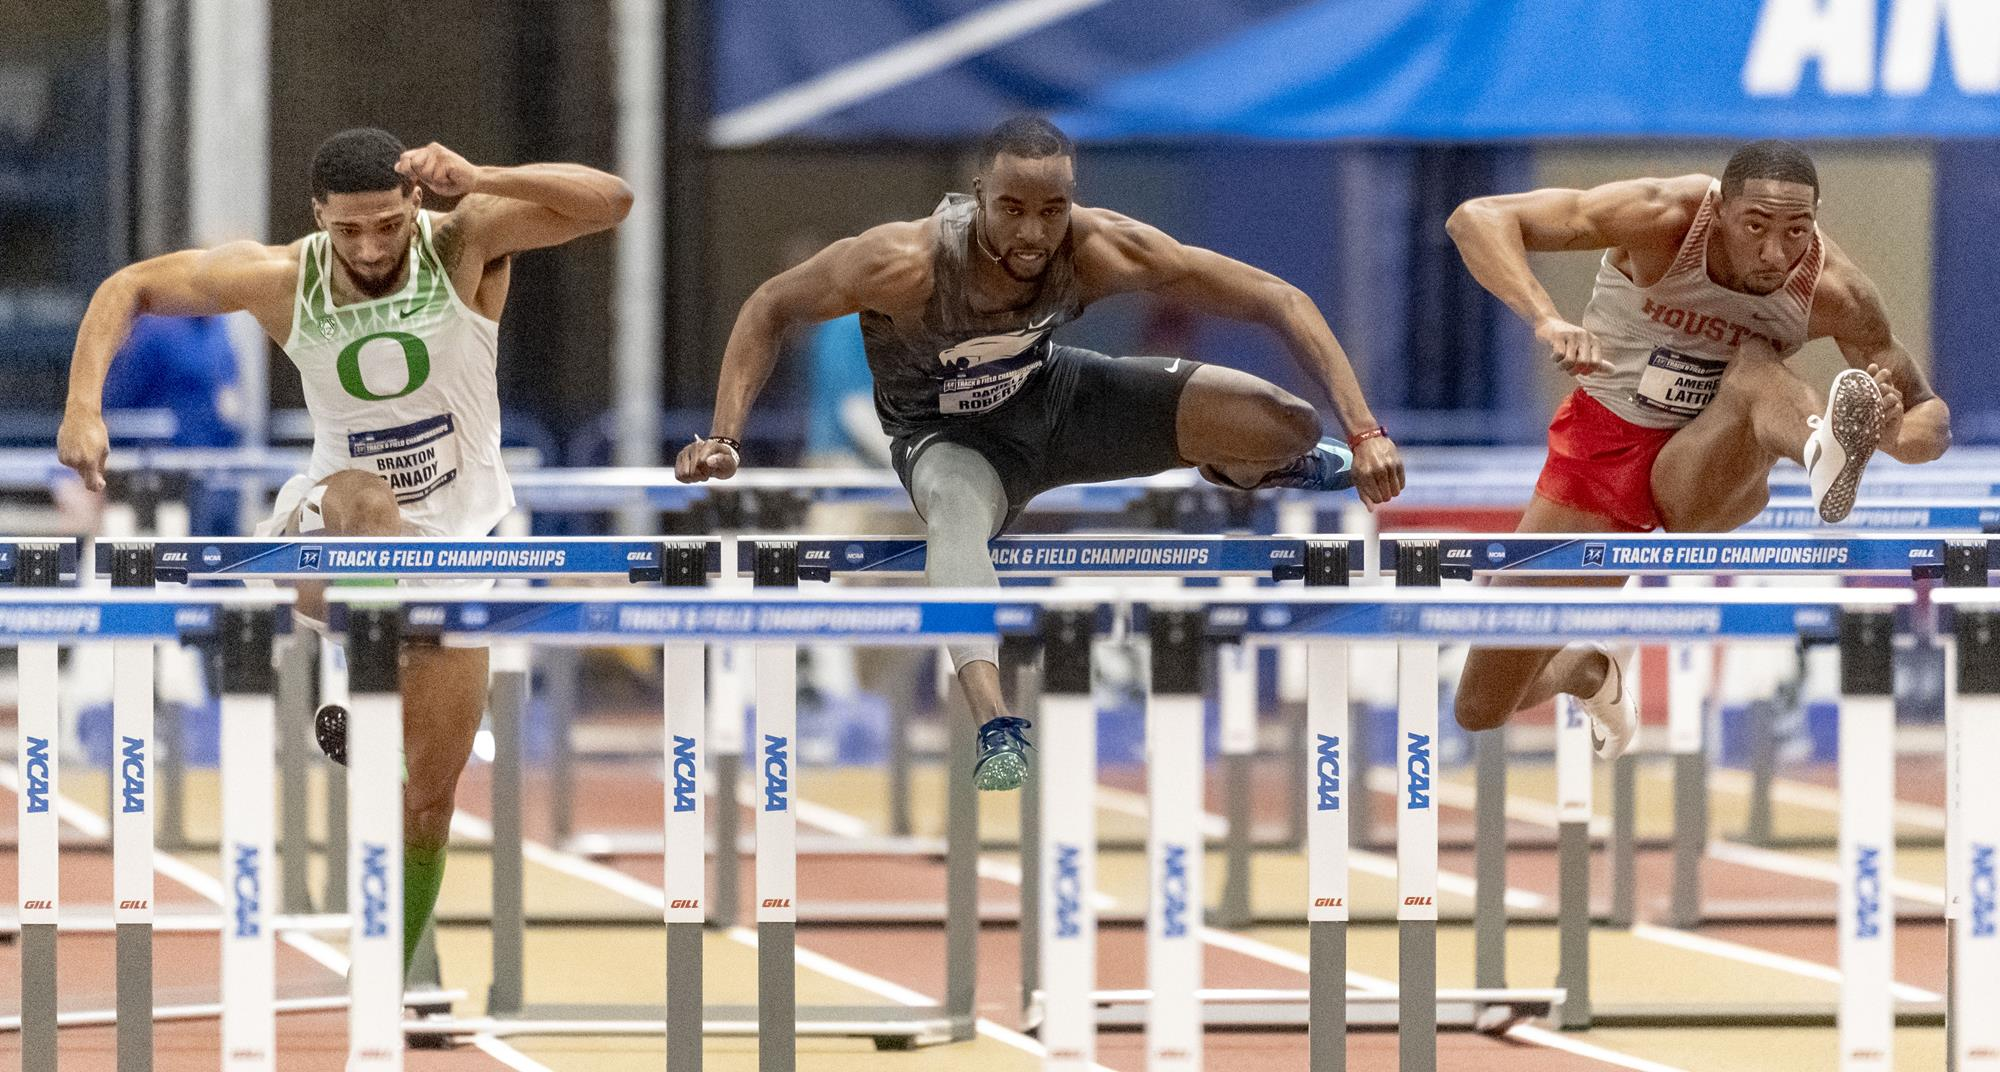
[434,217,468,274]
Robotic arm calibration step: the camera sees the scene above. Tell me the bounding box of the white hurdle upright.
[1839,609,1897,1072]
[1394,545,1442,1071]
[1040,606,1099,1069]
[107,546,158,1067]
[1146,608,1205,1071]
[1938,590,2000,1071]
[11,543,66,1072]
[218,606,279,1070]
[345,605,406,1070]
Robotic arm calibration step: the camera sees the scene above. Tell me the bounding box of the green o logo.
[336,332,431,401]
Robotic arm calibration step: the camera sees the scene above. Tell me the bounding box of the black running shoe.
[315,704,348,766]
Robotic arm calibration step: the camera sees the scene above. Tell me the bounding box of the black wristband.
[707,435,741,452]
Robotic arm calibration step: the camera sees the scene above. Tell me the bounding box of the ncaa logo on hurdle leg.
[1160,844,1190,938]
[763,734,789,811]
[1315,734,1341,811]
[1974,843,1997,939]
[1854,845,1883,939]
[360,843,391,938]
[232,844,262,938]
[1054,843,1083,938]
[1406,732,1433,809]
[23,736,50,814]
[120,736,146,813]
[671,735,699,812]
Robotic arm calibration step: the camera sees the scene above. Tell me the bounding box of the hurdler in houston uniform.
[58,127,632,977]
[1444,139,1951,760]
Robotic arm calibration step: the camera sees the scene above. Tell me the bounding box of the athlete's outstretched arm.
[1077,210,1403,501]
[399,142,634,259]
[675,223,930,483]
[1811,244,1951,464]
[1445,176,1704,375]
[58,242,286,490]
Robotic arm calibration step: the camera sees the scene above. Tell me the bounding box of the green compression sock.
[403,843,448,974]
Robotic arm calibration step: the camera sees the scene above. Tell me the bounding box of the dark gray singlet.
[860,193,1085,438]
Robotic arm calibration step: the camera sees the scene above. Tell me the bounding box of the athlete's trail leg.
[1454,495,1629,732]
[294,470,487,970]
[908,442,1013,727]
[1172,365,1323,487]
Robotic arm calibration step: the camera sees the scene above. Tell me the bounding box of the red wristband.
[1346,426,1386,449]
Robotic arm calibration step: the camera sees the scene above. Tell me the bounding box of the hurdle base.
[454,1003,959,1048]
[1023,987,1562,1034]
[0,987,468,1033]
[1588,1001,1947,1028]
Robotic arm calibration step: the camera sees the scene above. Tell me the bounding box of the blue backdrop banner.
[717,0,2000,142]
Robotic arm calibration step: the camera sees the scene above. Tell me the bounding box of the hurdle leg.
[1668,643,1713,929]
[1015,646,1044,1020]
[220,606,278,1071]
[1838,609,1895,1072]
[1216,613,1257,928]
[664,639,706,1071]
[1610,753,1638,928]
[709,644,747,931]
[1398,638,1440,1072]
[1148,610,1205,1070]
[1039,609,1097,1069]
[486,646,530,1016]
[346,607,405,1071]
[111,546,157,1071]
[15,544,61,1072]
[944,663,979,1042]
[544,647,581,848]
[276,632,317,916]
[1472,726,1507,989]
[1307,634,1350,1072]
[1555,696,1593,1029]
[1952,609,2000,1072]
[322,637,351,914]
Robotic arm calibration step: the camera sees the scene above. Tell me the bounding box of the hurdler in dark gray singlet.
[860,193,1086,438]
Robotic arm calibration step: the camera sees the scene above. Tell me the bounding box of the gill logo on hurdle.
[1974,843,1997,939]
[23,736,50,814]
[762,734,790,811]
[360,842,392,938]
[1406,732,1433,809]
[1314,734,1342,811]
[232,844,262,939]
[671,735,698,812]
[119,736,146,814]
[1855,845,1884,939]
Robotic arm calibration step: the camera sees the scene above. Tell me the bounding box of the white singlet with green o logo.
[277,211,512,538]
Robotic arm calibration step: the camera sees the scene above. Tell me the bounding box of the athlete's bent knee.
[1452,682,1512,733]
[1245,389,1321,461]
[318,471,401,535]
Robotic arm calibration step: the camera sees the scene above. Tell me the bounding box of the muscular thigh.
[1651,406,1777,532]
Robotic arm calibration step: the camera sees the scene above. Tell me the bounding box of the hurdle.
[0,583,295,1072]
[90,535,721,1012]
[1933,588,2000,1072]
[318,583,1087,1069]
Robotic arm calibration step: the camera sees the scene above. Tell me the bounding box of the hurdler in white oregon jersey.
[257,211,514,538]
[1577,180,1824,429]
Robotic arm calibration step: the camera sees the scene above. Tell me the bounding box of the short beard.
[336,248,410,299]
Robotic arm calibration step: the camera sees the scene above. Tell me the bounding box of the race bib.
[1635,347,1726,419]
[348,414,460,504]
[934,327,1050,416]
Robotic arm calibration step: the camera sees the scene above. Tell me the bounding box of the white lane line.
[1505,1024,1694,1072]
[709,0,1114,146]
[1630,923,1941,1003]
[450,810,1078,1067]
[1095,783,1550,911]
[1707,840,1948,907]
[1707,767,1948,832]
[469,1035,557,1072]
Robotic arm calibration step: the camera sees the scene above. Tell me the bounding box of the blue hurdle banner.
[91,537,721,581]
[0,590,296,640]
[1174,587,1911,644]
[1380,534,1990,579]
[0,539,83,584]
[1738,503,2000,533]
[319,588,1084,643]
[739,535,1360,579]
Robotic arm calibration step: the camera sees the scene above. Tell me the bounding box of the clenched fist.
[395,143,479,199]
